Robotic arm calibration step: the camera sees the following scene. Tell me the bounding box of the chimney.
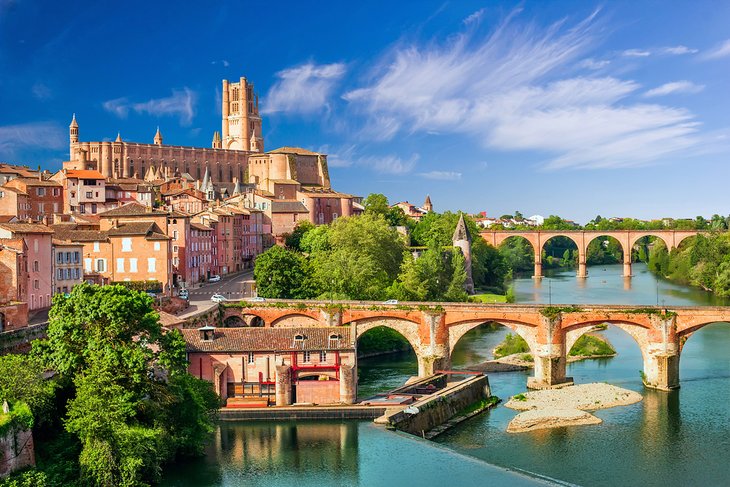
[112,219,119,229]
[38,165,42,181]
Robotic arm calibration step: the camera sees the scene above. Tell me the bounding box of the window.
[91,203,97,214]
[34,239,38,252]
[36,187,45,196]
[96,259,105,272]
[73,268,80,279]
[33,279,39,290]
[33,260,39,272]
[302,351,311,363]
[129,258,138,273]
[121,238,132,252]
[56,252,63,264]
[84,258,92,272]
[319,351,327,363]
[172,230,178,240]
[173,245,178,253]
[57,269,63,280]
[74,252,80,263]
[154,242,161,251]
[116,258,124,272]
[147,258,156,272]
[53,188,60,196]
[247,352,254,364]
[85,192,92,198]
[93,241,100,252]
[64,268,71,280]
[65,251,71,262]
[332,212,338,220]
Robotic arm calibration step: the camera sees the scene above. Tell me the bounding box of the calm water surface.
[164,264,730,486]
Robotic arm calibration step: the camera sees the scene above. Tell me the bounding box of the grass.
[469,293,508,303]
[569,334,616,357]
[493,333,530,359]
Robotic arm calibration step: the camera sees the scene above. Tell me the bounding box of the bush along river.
[163,264,730,486]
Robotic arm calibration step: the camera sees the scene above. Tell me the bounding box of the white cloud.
[702,39,730,60]
[644,81,705,97]
[359,154,418,174]
[463,9,485,26]
[318,144,356,168]
[0,122,66,158]
[262,62,346,115]
[622,49,651,57]
[579,58,610,70]
[419,170,462,180]
[662,45,698,55]
[103,89,197,125]
[342,11,705,170]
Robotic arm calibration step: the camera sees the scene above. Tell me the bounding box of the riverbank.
[504,383,642,433]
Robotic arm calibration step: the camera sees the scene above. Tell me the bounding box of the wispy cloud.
[318,144,357,168]
[644,81,705,97]
[702,39,730,60]
[262,62,346,115]
[342,10,704,170]
[622,48,651,57]
[359,154,418,174]
[419,170,462,180]
[0,122,66,158]
[32,82,52,100]
[103,89,197,125]
[579,58,610,70]
[662,45,698,55]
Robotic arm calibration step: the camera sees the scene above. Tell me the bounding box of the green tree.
[254,245,317,299]
[363,193,390,216]
[310,214,405,300]
[284,221,315,251]
[0,354,56,424]
[35,284,219,487]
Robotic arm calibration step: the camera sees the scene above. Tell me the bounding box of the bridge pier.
[275,365,293,406]
[533,261,543,279]
[417,353,450,377]
[527,345,573,389]
[643,347,680,391]
[577,260,587,278]
[339,364,356,404]
[623,255,633,277]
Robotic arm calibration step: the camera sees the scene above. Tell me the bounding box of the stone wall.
[385,374,491,437]
[0,428,35,477]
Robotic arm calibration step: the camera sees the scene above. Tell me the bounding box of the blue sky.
[1,0,729,223]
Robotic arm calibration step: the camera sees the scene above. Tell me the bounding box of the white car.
[249,296,266,302]
[383,299,399,305]
[208,275,221,282]
[211,294,227,303]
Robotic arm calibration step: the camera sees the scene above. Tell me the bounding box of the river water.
[163,264,730,486]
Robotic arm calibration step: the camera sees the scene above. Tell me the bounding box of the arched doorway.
[356,326,417,400]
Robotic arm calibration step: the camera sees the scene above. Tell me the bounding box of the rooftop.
[267,147,321,156]
[181,326,353,352]
[98,202,167,217]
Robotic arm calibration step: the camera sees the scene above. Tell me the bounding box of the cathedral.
[65,77,263,182]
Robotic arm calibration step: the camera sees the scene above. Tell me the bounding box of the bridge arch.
[563,320,651,361]
[223,315,246,327]
[351,316,423,355]
[448,318,539,356]
[271,313,321,328]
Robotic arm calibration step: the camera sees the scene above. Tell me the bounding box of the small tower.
[115,132,122,143]
[250,131,259,152]
[452,213,475,294]
[154,127,163,145]
[423,194,433,212]
[69,114,79,160]
[69,114,79,143]
[212,131,222,149]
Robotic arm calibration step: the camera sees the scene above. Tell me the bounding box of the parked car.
[179,289,189,300]
[208,275,221,282]
[248,296,266,302]
[211,294,227,303]
[383,299,399,305]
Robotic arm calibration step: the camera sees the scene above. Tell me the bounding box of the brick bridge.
[480,230,701,278]
[190,300,730,391]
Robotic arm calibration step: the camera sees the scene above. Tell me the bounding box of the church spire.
[115,132,122,143]
[154,126,163,145]
[452,213,474,294]
[423,194,433,212]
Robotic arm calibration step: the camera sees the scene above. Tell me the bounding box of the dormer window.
[293,333,306,348]
[199,325,216,342]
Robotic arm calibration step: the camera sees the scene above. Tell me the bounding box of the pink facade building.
[168,213,215,287]
[0,223,54,311]
[0,238,28,331]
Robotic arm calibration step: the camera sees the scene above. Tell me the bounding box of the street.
[179,270,254,318]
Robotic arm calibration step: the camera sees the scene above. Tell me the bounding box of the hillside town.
[0,76,361,333]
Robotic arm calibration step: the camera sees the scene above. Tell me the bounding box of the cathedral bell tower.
[221,77,264,152]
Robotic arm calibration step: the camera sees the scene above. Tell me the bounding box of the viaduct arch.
[481,230,701,278]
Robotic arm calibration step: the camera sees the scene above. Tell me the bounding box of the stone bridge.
[480,230,702,278]
[187,300,730,391]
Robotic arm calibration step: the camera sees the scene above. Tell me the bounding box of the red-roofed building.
[3,177,63,222]
[51,169,107,215]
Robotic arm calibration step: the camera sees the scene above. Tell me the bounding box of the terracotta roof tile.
[271,200,309,214]
[267,147,321,156]
[0,222,54,234]
[64,170,105,179]
[98,202,167,217]
[181,326,353,353]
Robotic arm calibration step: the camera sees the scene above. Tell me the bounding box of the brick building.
[0,223,54,311]
[182,326,356,406]
[0,187,30,221]
[167,212,215,288]
[3,177,63,222]
[0,238,28,331]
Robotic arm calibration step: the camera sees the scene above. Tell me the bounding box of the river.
[162,263,730,486]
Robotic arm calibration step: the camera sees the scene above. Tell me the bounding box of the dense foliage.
[649,233,730,296]
[263,194,509,302]
[2,284,220,487]
[357,327,411,356]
